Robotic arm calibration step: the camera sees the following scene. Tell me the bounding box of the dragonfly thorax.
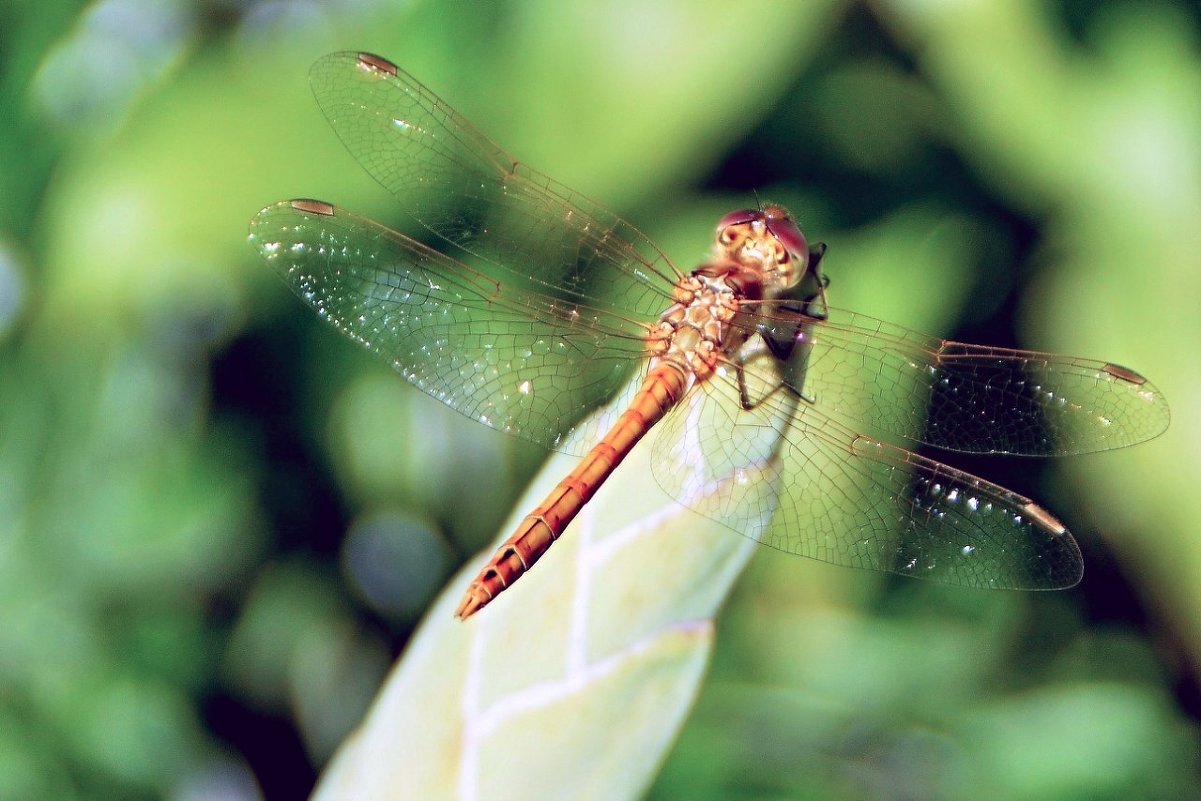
[647,272,742,385]
[645,206,813,388]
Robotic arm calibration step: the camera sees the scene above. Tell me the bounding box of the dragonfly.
[249,52,1169,620]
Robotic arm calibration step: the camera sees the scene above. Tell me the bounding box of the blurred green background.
[2,0,1200,798]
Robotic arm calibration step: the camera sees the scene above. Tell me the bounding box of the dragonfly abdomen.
[454,363,691,619]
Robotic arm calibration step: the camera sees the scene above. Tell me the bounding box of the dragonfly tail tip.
[454,593,484,620]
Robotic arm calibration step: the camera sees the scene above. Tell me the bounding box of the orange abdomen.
[454,363,690,619]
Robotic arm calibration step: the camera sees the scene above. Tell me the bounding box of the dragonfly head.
[715,205,810,292]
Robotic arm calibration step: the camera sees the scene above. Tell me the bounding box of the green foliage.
[1,0,1199,799]
[314,418,761,800]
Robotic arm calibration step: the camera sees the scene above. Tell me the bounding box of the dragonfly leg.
[733,339,818,411]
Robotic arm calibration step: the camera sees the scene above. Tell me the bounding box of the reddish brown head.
[714,205,810,292]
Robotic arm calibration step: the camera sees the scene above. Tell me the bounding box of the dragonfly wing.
[307,52,680,323]
[651,367,1083,589]
[769,304,1170,456]
[249,200,650,454]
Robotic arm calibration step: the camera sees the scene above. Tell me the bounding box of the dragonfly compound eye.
[716,208,763,232]
[761,205,809,268]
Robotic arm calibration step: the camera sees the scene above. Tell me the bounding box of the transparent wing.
[652,363,1083,590]
[305,51,1170,459]
[753,303,1170,456]
[249,200,651,453]
[307,51,681,322]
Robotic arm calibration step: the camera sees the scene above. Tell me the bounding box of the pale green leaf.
[312,391,777,800]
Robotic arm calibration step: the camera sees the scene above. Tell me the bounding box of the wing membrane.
[308,52,680,322]
[305,51,1170,460]
[757,303,1170,456]
[652,369,1083,590]
[249,200,649,452]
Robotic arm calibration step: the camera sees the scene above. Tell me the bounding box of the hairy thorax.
[646,272,742,385]
[646,205,804,388]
